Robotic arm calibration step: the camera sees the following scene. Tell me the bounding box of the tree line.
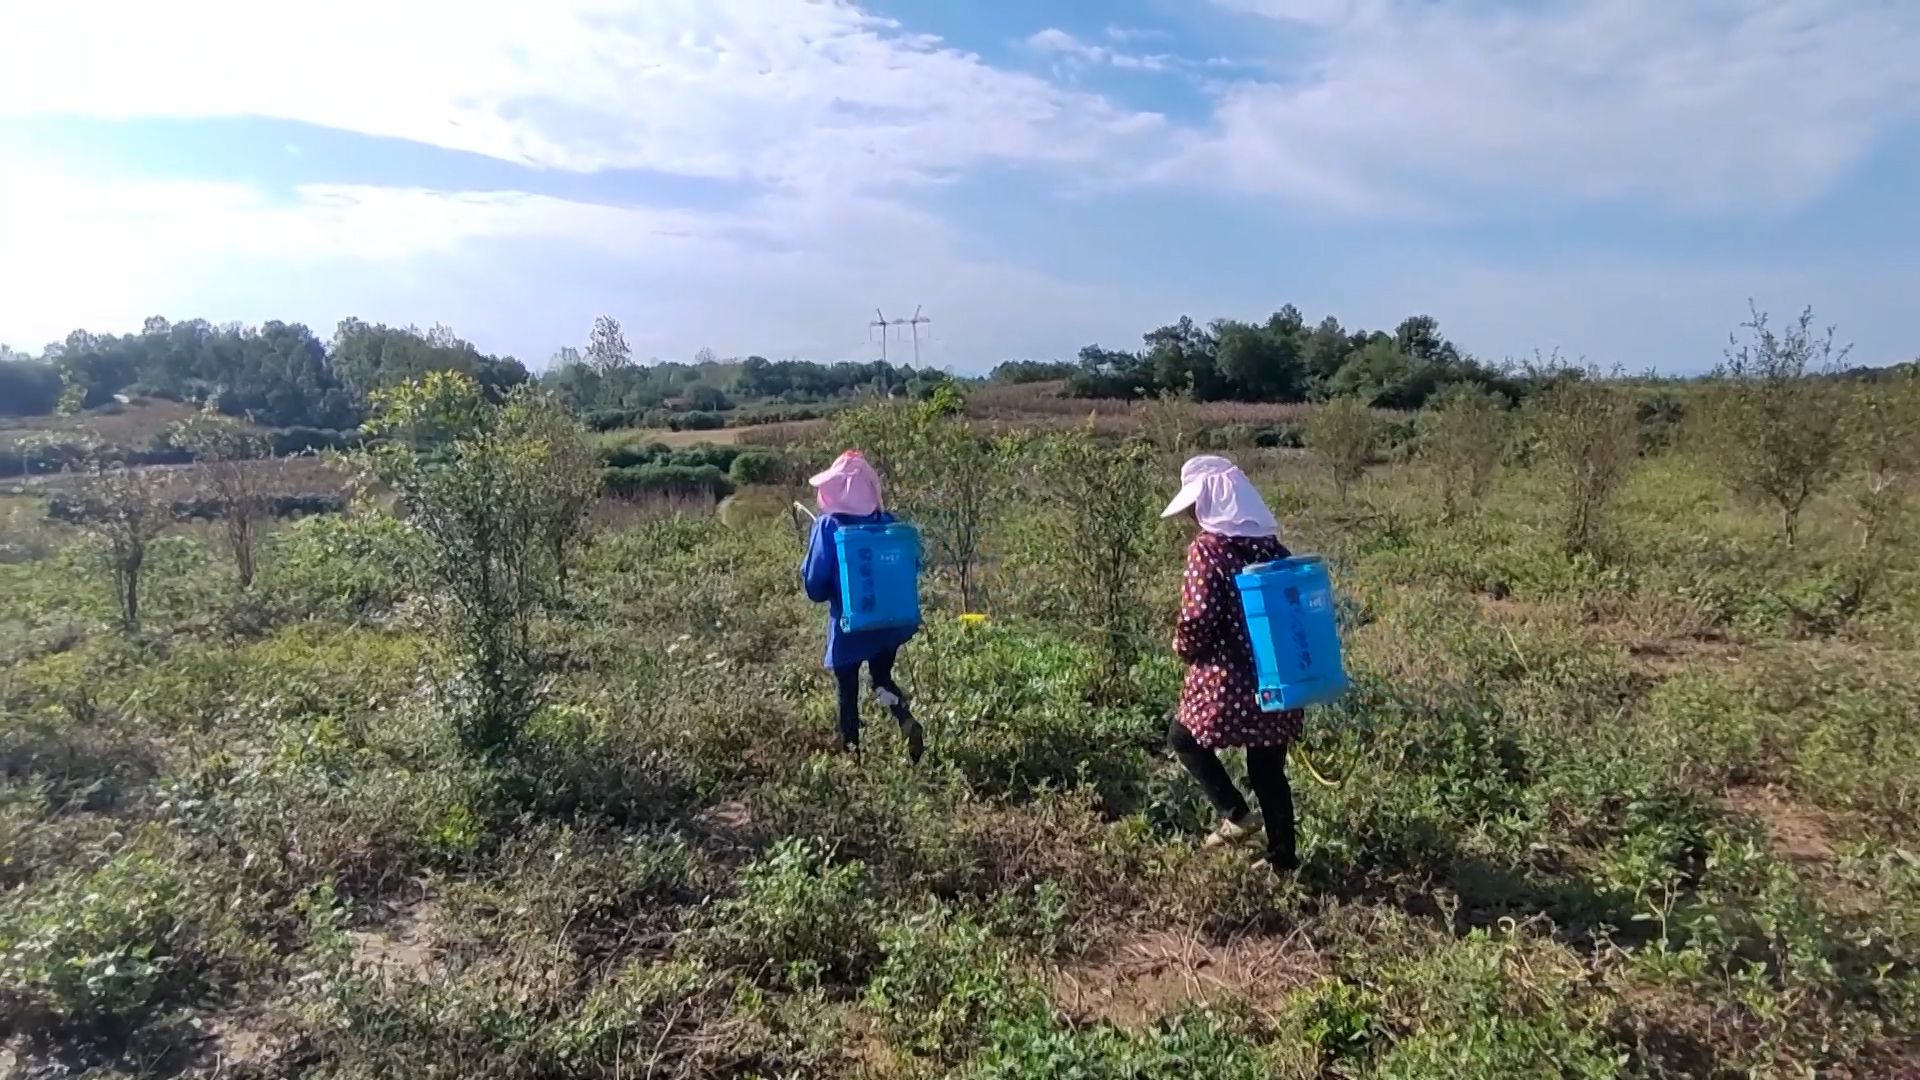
[542,317,952,425]
[1,314,954,430]
[0,318,529,427]
[993,306,1526,408]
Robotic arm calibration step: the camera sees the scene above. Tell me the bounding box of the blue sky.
[2,0,1917,373]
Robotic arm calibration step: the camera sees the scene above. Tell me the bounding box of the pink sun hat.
[809,450,883,516]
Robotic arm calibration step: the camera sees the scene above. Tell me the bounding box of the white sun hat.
[1160,455,1279,538]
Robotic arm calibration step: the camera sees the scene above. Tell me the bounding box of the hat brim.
[1160,480,1203,519]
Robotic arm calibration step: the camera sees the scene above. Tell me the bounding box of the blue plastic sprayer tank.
[834,522,923,633]
[1234,555,1350,711]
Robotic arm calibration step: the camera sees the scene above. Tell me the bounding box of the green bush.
[866,904,1042,1057]
[967,1007,1280,1079]
[1367,931,1625,1079]
[597,438,672,469]
[268,426,358,456]
[0,849,235,1034]
[921,621,1153,803]
[1025,430,1157,695]
[727,448,786,486]
[257,511,423,619]
[357,374,597,759]
[1420,385,1509,518]
[1307,396,1376,500]
[600,463,734,500]
[700,838,877,989]
[1529,371,1640,555]
[1699,306,1851,547]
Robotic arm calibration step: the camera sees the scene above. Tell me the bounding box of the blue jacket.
[802,511,918,669]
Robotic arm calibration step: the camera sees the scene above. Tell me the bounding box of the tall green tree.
[1144,317,1218,400]
[1214,319,1308,401]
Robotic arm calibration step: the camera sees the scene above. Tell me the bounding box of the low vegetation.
[2,307,1919,1078]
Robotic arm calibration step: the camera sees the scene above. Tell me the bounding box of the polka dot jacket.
[1173,530,1305,750]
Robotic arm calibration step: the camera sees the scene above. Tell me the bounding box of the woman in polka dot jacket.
[1162,455,1303,872]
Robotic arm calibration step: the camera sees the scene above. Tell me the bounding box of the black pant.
[833,649,910,747]
[1169,715,1297,867]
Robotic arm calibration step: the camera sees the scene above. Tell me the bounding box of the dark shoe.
[877,688,922,763]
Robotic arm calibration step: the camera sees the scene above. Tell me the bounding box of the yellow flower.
[958,613,989,626]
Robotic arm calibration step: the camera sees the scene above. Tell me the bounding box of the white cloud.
[2,0,1913,371]
[0,169,1141,367]
[0,0,1161,192]
[1026,27,1174,73]
[0,171,742,273]
[1185,0,1920,214]
[1211,0,1364,27]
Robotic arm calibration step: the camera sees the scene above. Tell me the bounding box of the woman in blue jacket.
[801,450,923,760]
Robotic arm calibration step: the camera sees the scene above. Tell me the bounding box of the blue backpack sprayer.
[1235,554,1351,785]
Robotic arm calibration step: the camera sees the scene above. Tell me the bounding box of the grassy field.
[2,421,1918,1077]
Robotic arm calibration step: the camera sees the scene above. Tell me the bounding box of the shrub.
[682,383,732,411]
[600,464,734,501]
[731,403,833,426]
[64,456,174,629]
[580,406,671,431]
[1367,931,1623,1079]
[1137,393,1200,456]
[828,399,923,490]
[1420,386,1509,519]
[1028,430,1157,695]
[1634,388,1688,452]
[357,374,594,759]
[907,421,1008,614]
[663,444,743,471]
[1699,305,1852,546]
[701,838,877,989]
[170,410,272,589]
[0,437,96,479]
[1253,422,1306,449]
[0,850,231,1034]
[1307,396,1376,500]
[257,512,423,620]
[1529,371,1639,555]
[727,448,787,487]
[933,634,1153,803]
[510,394,600,597]
[830,391,1011,613]
[1848,368,1920,553]
[599,438,673,469]
[866,905,1043,1058]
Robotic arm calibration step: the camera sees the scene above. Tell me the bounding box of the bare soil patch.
[348,899,443,984]
[1620,632,1746,681]
[1050,928,1322,1027]
[1724,784,1837,863]
[190,1010,292,1078]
